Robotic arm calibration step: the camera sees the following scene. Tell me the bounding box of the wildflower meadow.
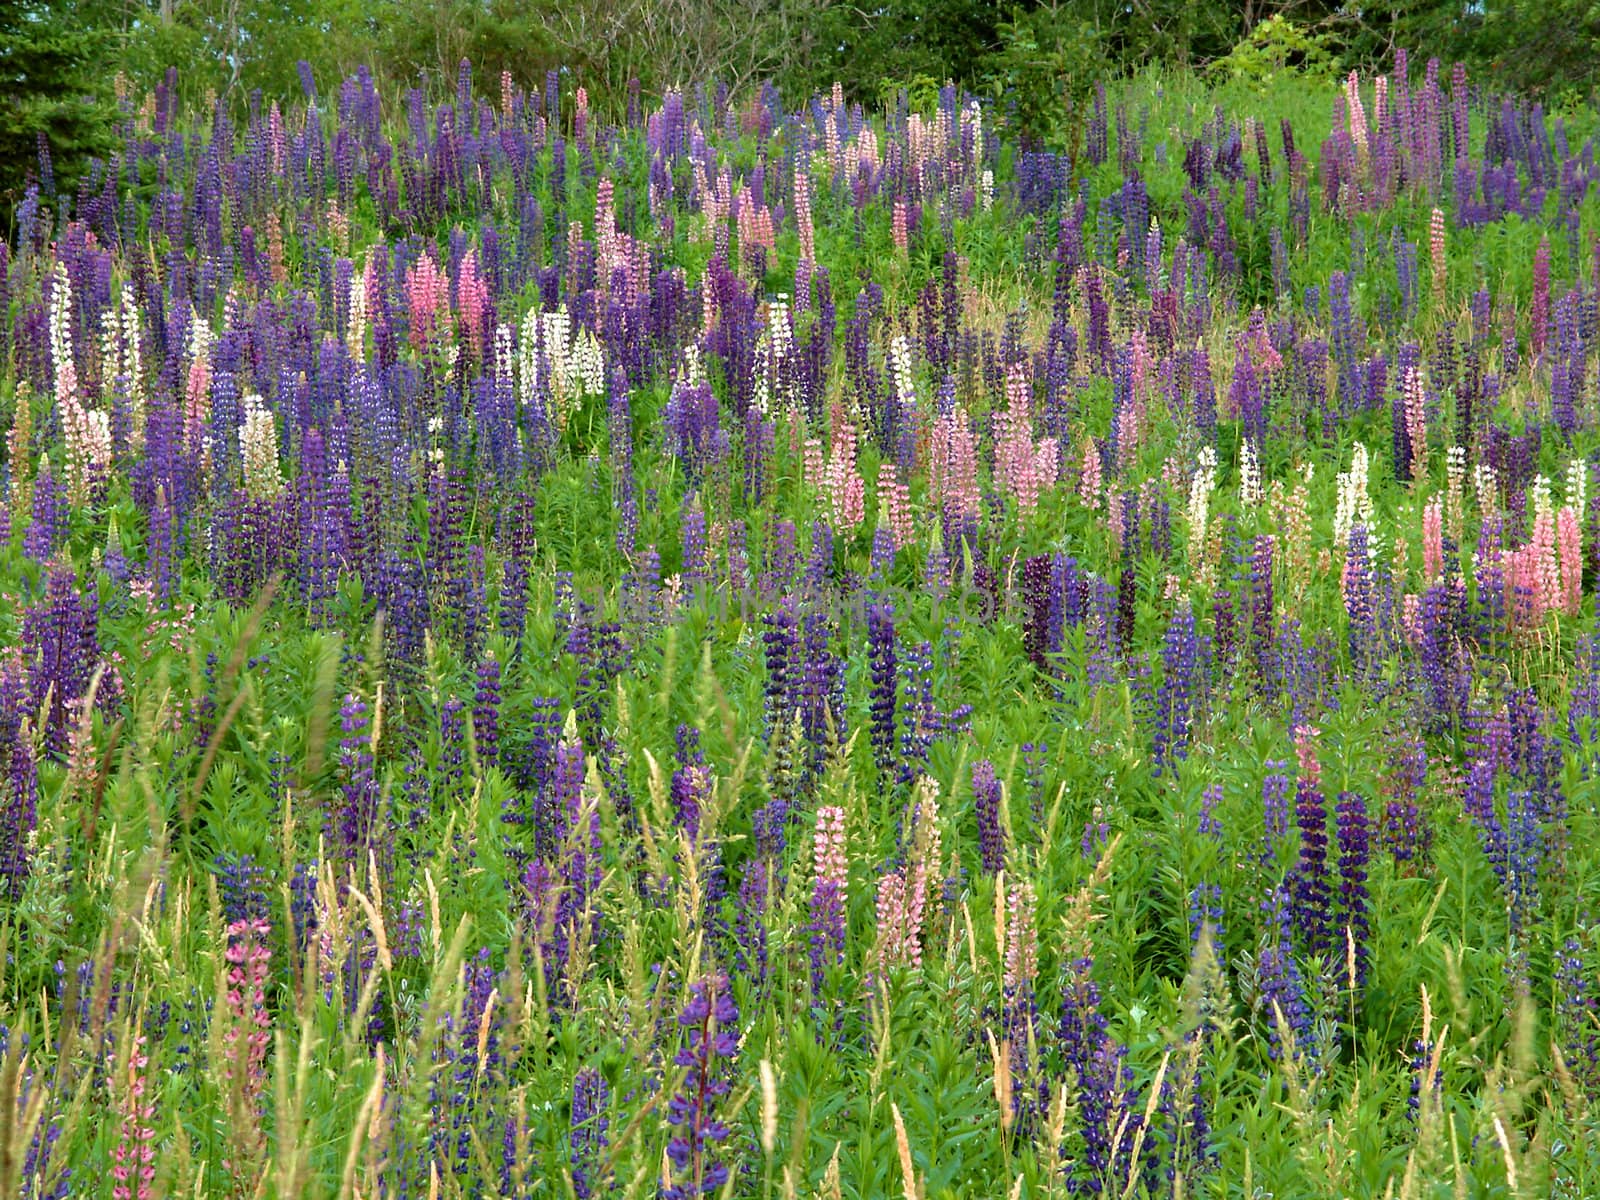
[2,52,1600,1199]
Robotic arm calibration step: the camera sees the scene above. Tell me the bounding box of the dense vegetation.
[3,34,1600,1200]
[7,0,1600,221]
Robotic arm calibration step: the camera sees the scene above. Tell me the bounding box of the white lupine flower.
[1333,442,1375,548]
[1239,438,1261,508]
[1187,446,1217,564]
[887,335,916,411]
[1532,475,1553,527]
[1473,462,1498,515]
[239,393,282,499]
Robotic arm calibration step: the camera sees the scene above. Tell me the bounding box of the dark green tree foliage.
[0,3,118,223]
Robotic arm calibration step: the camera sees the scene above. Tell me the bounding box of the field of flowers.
[1,52,1599,1199]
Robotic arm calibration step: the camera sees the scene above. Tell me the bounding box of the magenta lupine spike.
[406,250,451,354]
[1293,725,1322,789]
[1422,501,1443,583]
[877,463,914,553]
[823,420,866,531]
[1559,505,1584,615]
[809,805,848,995]
[875,868,922,970]
[455,247,489,362]
[1003,878,1037,992]
[112,1029,157,1200]
[223,916,273,1167]
[931,407,980,525]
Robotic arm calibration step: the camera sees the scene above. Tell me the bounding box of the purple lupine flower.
[662,975,741,1200]
[21,563,102,759]
[972,760,1004,875]
[1261,764,1292,848]
[23,469,67,565]
[671,725,709,843]
[1154,601,1202,774]
[734,860,771,989]
[1249,536,1275,692]
[338,694,381,874]
[570,1066,611,1200]
[473,654,501,769]
[1556,937,1600,1095]
[1198,784,1223,839]
[0,725,39,899]
[1344,526,1376,677]
[1334,793,1371,990]
[1289,779,1333,959]
[866,598,898,779]
[1187,882,1225,956]
[214,853,272,924]
[760,595,800,742]
[1256,884,1313,1059]
[1056,953,1146,1192]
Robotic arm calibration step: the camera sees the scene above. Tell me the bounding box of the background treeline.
[5,0,1600,222]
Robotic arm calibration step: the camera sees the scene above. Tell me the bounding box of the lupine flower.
[111,1029,157,1200]
[972,759,1005,874]
[473,654,501,769]
[22,563,103,758]
[1256,884,1313,1059]
[809,805,848,999]
[866,599,898,778]
[222,917,273,1172]
[662,975,741,1200]
[1290,778,1333,959]
[1154,601,1202,773]
[570,1067,611,1199]
[1334,793,1371,990]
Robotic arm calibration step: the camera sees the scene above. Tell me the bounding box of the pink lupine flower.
[814,805,848,891]
[1430,208,1447,296]
[877,463,915,552]
[931,409,980,523]
[456,247,489,361]
[224,917,273,1098]
[1558,505,1584,615]
[1078,438,1102,511]
[823,422,866,530]
[1293,724,1321,788]
[406,251,451,353]
[1402,365,1427,481]
[802,437,824,491]
[875,869,922,969]
[994,369,1060,519]
[1003,880,1037,992]
[1534,508,1560,620]
[183,355,211,453]
[795,169,815,264]
[1401,593,1423,645]
[112,1030,157,1200]
[1422,501,1443,583]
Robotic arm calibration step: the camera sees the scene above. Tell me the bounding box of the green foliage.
[1207,14,1338,94]
[1474,0,1600,102]
[0,2,118,223]
[985,7,1103,151]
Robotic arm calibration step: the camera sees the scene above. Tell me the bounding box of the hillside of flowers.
[2,54,1600,1198]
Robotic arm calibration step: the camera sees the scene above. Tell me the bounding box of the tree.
[0,2,119,228]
